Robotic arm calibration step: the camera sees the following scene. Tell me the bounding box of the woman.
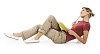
[5,7,94,44]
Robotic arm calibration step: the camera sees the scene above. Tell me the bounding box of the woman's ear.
[86,12,90,16]
[87,12,90,15]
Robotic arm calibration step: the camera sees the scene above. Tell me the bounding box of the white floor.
[0,33,100,54]
[0,0,100,54]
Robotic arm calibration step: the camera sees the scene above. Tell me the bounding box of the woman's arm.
[68,30,89,44]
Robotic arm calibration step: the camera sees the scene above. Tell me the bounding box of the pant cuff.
[21,32,26,40]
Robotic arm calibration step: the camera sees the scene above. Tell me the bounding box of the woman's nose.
[80,12,82,14]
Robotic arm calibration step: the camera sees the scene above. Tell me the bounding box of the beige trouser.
[21,15,67,44]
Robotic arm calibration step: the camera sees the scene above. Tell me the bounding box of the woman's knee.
[48,15,54,18]
[33,24,42,30]
[48,15,56,21]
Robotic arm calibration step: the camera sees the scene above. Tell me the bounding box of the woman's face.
[81,8,89,18]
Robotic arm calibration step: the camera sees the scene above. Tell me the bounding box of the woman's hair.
[82,7,95,18]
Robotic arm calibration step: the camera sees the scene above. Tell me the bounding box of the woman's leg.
[45,29,66,44]
[13,24,42,40]
[34,15,61,40]
[14,15,61,41]
[39,15,61,34]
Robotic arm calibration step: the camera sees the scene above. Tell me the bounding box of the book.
[58,22,69,32]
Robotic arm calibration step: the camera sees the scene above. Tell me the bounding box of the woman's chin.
[81,16,84,18]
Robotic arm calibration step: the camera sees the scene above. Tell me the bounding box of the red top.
[66,21,90,42]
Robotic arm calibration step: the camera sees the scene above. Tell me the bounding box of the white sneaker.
[24,38,40,44]
[4,33,19,40]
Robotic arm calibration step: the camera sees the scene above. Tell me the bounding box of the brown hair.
[82,7,95,18]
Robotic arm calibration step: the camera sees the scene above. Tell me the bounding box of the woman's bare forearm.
[74,33,86,44]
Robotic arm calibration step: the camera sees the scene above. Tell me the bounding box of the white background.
[0,0,100,54]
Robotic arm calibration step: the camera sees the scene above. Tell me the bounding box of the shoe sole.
[4,33,18,40]
[24,41,39,44]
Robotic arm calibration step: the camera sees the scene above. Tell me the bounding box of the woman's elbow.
[82,41,87,44]
[83,42,86,44]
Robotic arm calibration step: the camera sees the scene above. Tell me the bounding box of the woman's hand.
[72,21,76,26]
[68,30,76,36]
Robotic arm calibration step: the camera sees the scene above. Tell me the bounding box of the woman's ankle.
[34,37,39,40]
[13,33,22,37]
[34,32,43,40]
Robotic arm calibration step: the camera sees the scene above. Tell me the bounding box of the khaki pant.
[21,15,67,44]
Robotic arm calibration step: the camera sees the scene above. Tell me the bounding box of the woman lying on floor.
[4,7,94,44]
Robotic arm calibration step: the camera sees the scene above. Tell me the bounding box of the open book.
[58,22,69,32]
